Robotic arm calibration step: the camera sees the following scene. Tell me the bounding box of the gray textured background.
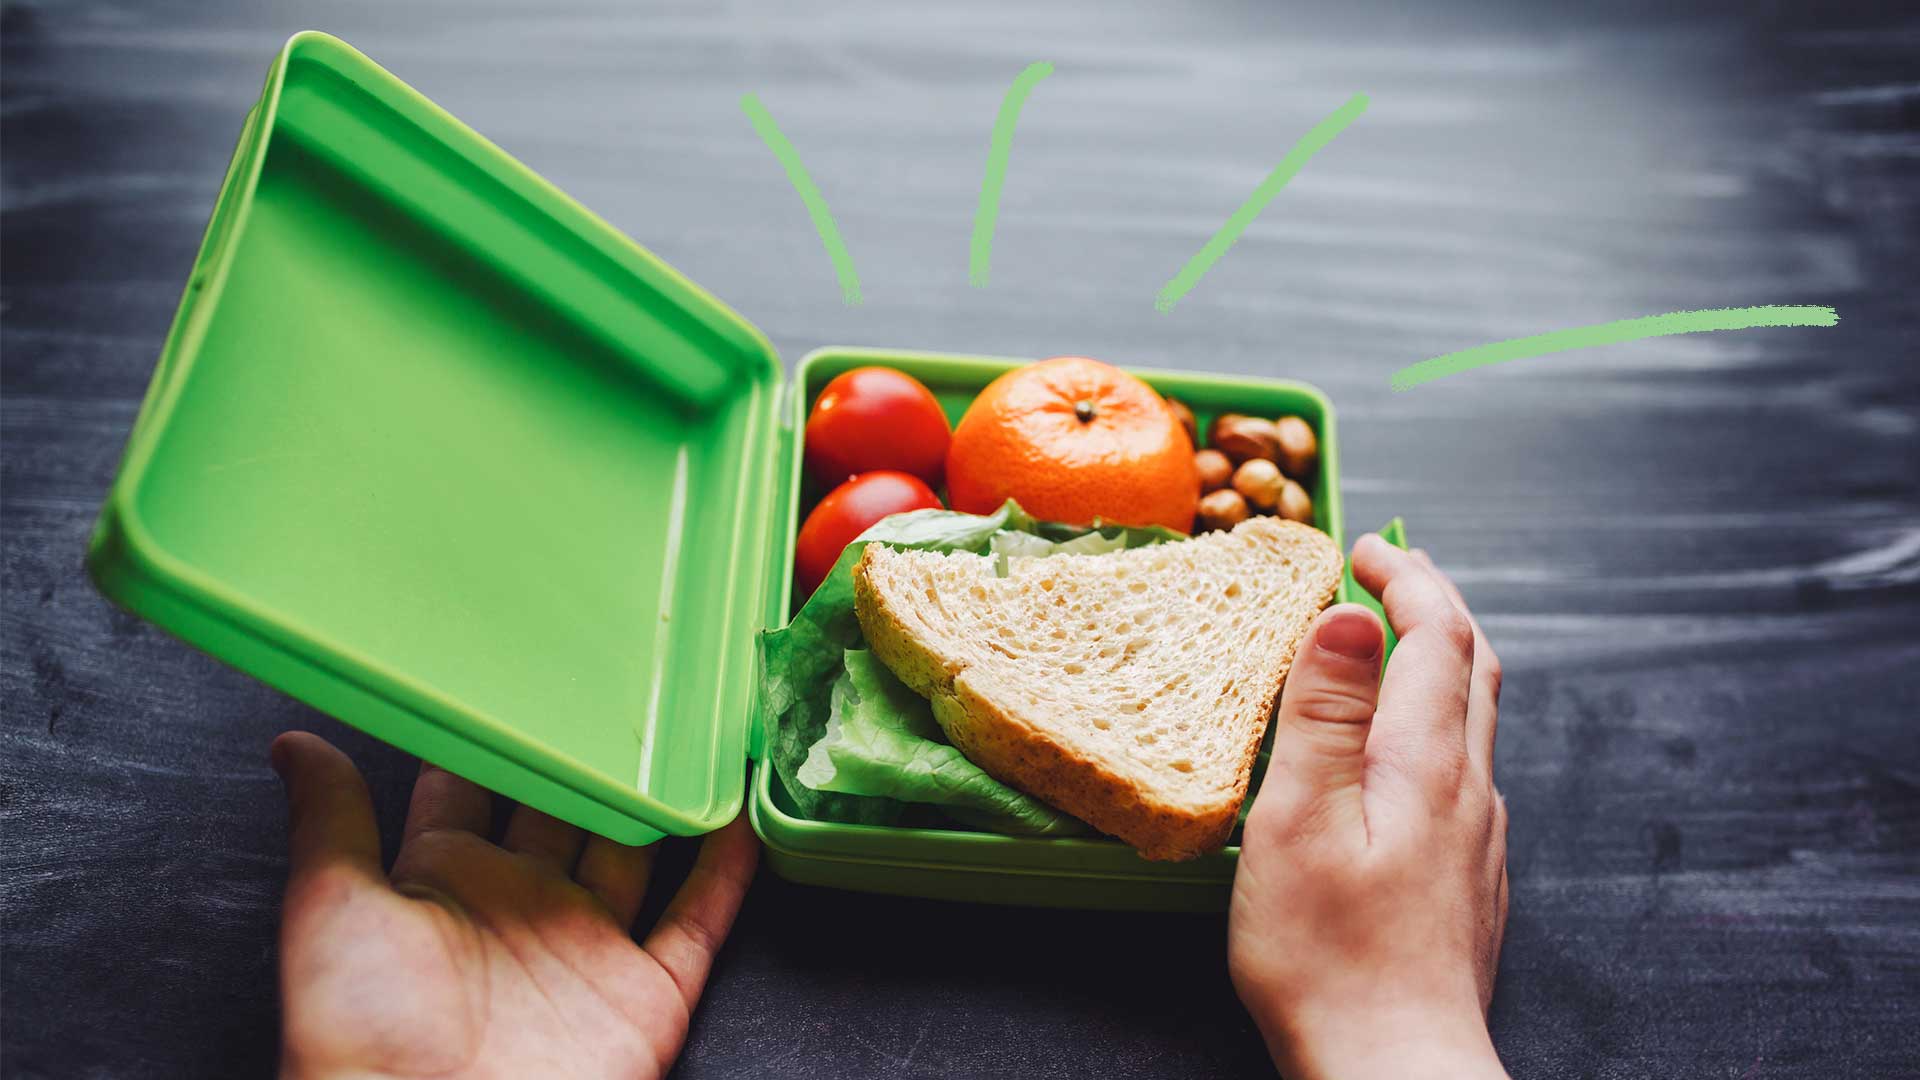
[4,1,1918,1076]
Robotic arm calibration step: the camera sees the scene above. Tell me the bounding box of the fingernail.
[1317,606,1382,661]
[268,737,289,780]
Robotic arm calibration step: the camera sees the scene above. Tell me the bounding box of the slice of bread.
[853,516,1343,861]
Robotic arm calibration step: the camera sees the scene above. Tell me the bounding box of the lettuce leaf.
[759,502,1026,825]
[799,650,1087,835]
[757,500,1180,831]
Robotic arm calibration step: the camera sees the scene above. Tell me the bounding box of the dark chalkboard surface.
[4,1,1917,1077]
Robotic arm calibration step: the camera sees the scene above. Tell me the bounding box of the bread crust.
[852,522,1343,861]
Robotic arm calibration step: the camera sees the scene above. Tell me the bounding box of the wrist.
[1247,997,1505,1080]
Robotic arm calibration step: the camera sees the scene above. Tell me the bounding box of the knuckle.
[1451,772,1490,817]
[676,907,726,961]
[1239,805,1280,847]
[1241,788,1304,848]
[1440,736,1472,778]
[1461,773,1492,805]
[1365,740,1425,790]
[288,862,364,914]
[1243,787,1345,854]
[405,826,471,860]
[1415,746,1469,802]
[307,862,363,897]
[1372,741,1482,815]
[1484,655,1505,701]
[1433,609,1477,657]
[1289,682,1377,727]
[392,827,485,882]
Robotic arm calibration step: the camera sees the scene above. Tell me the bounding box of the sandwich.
[852,516,1343,861]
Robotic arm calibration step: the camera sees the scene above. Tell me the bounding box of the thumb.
[1259,604,1384,815]
[271,732,384,903]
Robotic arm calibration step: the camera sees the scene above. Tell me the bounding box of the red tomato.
[794,471,942,598]
[804,367,951,489]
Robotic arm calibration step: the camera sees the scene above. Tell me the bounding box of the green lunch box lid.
[86,32,788,845]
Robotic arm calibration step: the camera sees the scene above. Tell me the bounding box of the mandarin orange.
[946,356,1198,533]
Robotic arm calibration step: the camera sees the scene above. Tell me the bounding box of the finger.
[1493,790,1511,901]
[642,814,759,1010]
[270,732,384,898]
[1412,549,1502,777]
[1497,864,1511,947]
[1490,860,1511,1004]
[1351,535,1475,795]
[576,835,658,928]
[501,805,585,875]
[1492,792,1511,963]
[1255,604,1384,830]
[400,760,492,848]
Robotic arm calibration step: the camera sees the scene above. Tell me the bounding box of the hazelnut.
[1231,458,1285,512]
[1276,478,1314,524]
[1194,449,1233,492]
[1207,414,1281,465]
[1274,416,1318,480]
[1165,397,1198,448]
[1196,488,1250,532]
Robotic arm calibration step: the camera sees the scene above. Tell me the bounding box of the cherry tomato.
[804,367,951,489]
[794,471,942,598]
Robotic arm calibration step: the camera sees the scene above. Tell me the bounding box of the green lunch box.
[87,32,1404,912]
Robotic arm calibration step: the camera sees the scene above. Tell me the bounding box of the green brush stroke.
[1155,93,1369,312]
[971,61,1055,287]
[1391,305,1839,390]
[740,93,863,305]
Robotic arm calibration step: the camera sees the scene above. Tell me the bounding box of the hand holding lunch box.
[262,535,1508,1080]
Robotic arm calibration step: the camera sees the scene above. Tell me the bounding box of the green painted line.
[740,93,863,305]
[1155,93,1369,312]
[1390,305,1839,390]
[970,61,1055,287]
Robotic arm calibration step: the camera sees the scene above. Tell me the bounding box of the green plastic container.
[88,33,1403,912]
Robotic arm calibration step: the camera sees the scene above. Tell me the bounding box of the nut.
[1208,414,1281,465]
[1274,416,1318,480]
[1194,449,1233,492]
[1165,397,1198,448]
[1231,458,1285,512]
[1196,488,1250,532]
[1276,478,1314,524]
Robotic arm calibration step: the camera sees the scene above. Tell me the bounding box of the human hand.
[269,732,757,1080]
[1229,537,1509,1080]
